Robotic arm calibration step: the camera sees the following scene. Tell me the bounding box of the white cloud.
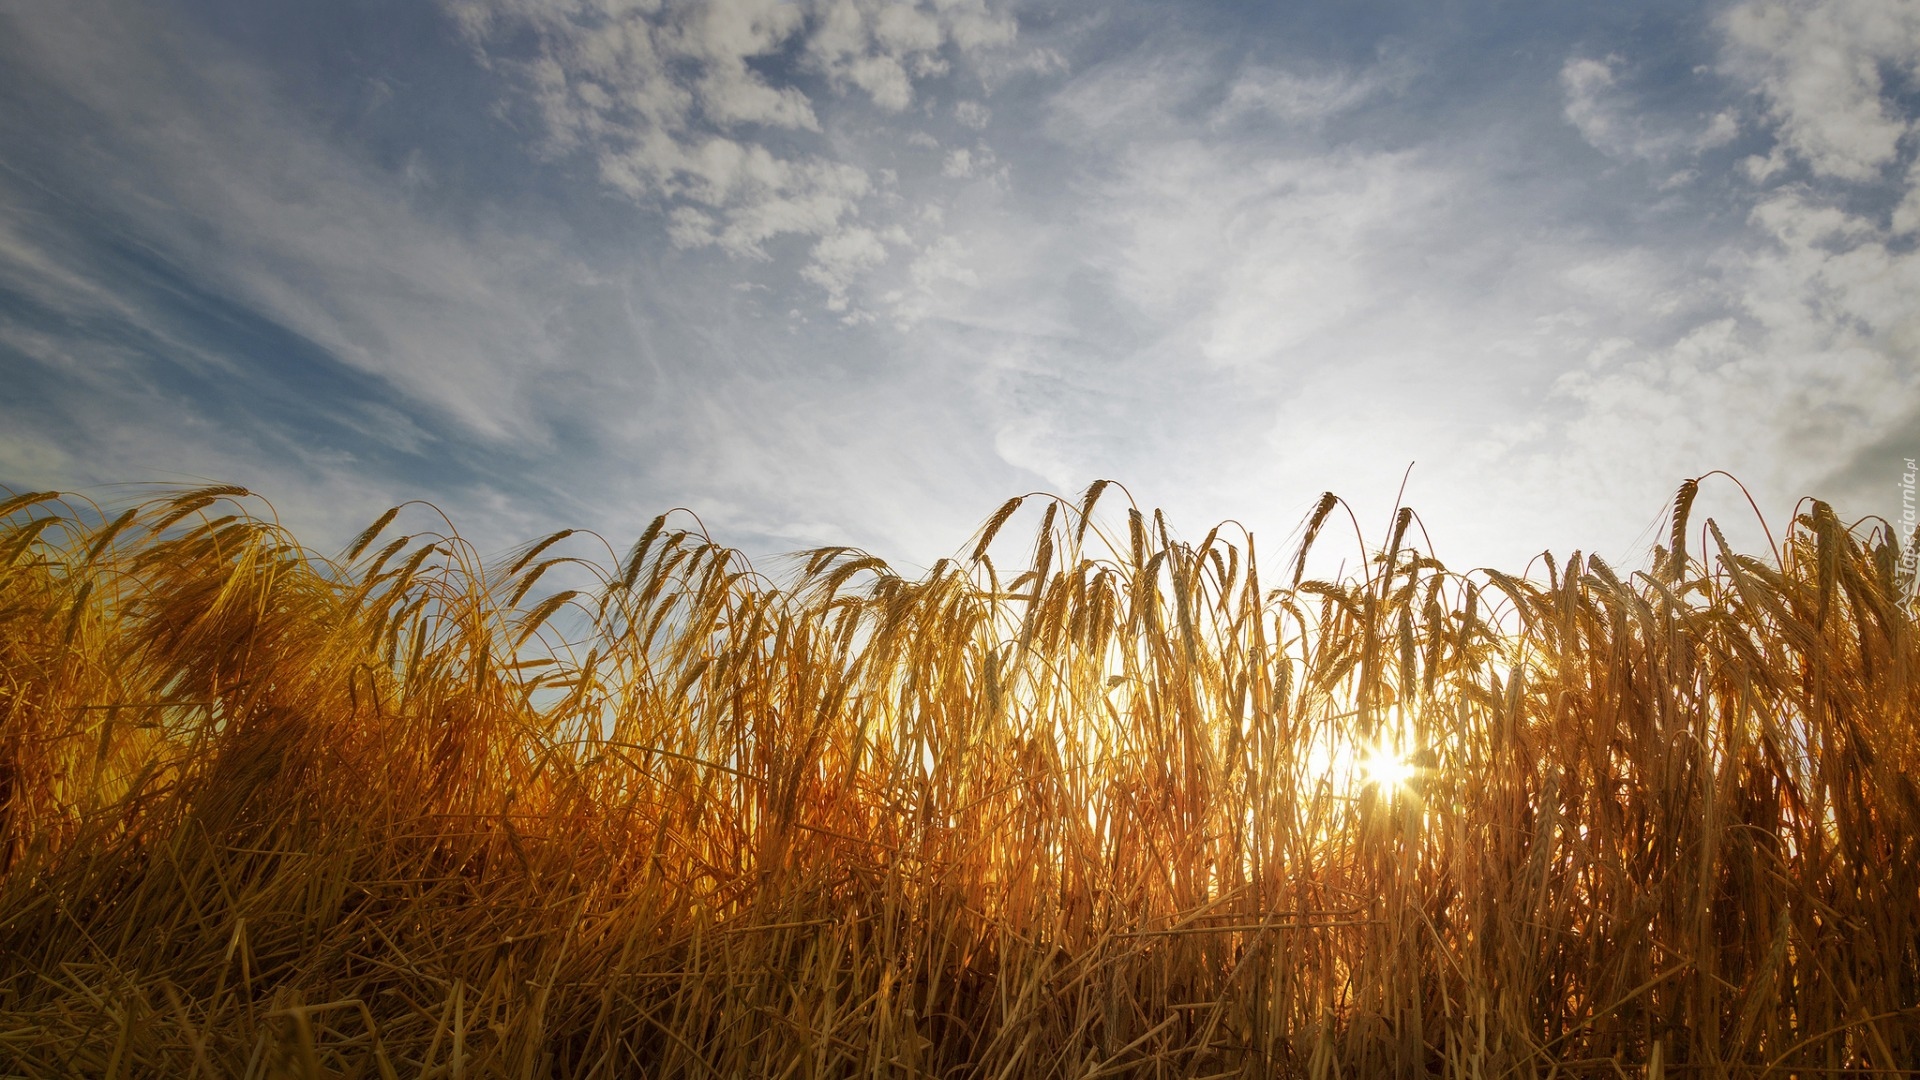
[891,18,1920,568]
[1895,161,1920,234]
[1560,55,1742,161]
[938,144,1002,180]
[1538,0,1920,544]
[450,0,1021,308]
[1561,56,1643,156]
[1720,0,1920,181]
[992,411,1080,491]
[1046,54,1211,143]
[1701,110,1741,149]
[1212,63,1400,127]
[879,58,1645,560]
[800,224,898,310]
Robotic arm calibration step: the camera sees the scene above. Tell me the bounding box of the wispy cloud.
[0,0,627,547]
[0,0,589,445]
[1560,54,1738,162]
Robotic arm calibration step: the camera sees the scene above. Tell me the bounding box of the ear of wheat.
[0,480,1913,1076]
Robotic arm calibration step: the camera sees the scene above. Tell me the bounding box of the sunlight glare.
[1360,744,1417,793]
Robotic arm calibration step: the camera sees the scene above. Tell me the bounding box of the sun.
[1359,744,1418,794]
[1298,726,1427,803]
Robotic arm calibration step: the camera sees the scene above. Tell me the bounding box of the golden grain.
[0,481,1915,1076]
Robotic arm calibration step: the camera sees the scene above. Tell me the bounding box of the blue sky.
[2,0,1917,572]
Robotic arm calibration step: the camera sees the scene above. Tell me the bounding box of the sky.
[2,0,1918,575]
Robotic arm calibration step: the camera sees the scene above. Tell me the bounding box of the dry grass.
[0,480,1915,1078]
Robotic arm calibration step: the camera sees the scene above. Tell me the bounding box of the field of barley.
[0,480,1915,1078]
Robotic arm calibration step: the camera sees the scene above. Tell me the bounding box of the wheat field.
[0,480,1915,1078]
